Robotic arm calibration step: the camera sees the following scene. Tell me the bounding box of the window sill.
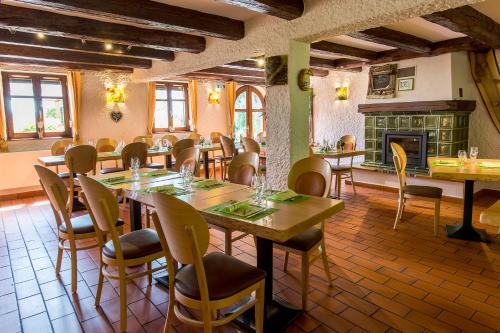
[3,136,72,153]
[152,130,193,134]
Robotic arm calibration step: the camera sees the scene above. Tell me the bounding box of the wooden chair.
[210,131,223,144]
[242,137,266,173]
[218,135,236,180]
[121,142,148,170]
[173,146,200,176]
[151,193,265,333]
[34,165,124,294]
[134,136,163,169]
[480,200,500,236]
[169,138,195,169]
[96,138,122,174]
[51,139,73,175]
[208,132,224,178]
[331,135,357,198]
[161,134,179,145]
[64,145,97,215]
[216,152,261,255]
[187,132,202,144]
[78,175,166,333]
[391,143,442,235]
[274,157,333,310]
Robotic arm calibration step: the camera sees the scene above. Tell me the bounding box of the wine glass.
[131,157,140,180]
[457,150,467,167]
[469,146,478,165]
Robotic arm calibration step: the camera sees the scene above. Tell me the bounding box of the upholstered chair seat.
[276,227,323,252]
[59,215,124,234]
[403,185,443,199]
[103,229,162,260]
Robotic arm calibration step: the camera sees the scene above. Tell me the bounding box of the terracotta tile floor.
[0,186,499,333]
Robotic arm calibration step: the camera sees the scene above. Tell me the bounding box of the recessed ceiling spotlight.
[36,32,46,39]
[105,43,113,50]
[127,45,132,51]
[256,58,265,67]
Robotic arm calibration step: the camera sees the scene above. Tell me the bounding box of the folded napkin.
[101,176,126,183]
[268,190,299,202]
[193,179,224,188]
[220,201,250,214]
[433,160,460,166]
[479,162,500,169]
[140,170,170,177]
[142,184,176,194]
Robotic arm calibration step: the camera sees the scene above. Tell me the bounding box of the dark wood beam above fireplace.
[423,5,500,48]
[9,0,245,40]
[221,0,304,20]
[348,27,433,53]
[0,4,206,53]
[358,100,476,113]
[0,29,175,61]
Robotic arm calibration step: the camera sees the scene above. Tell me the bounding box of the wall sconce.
[208,89,220,105]
[106,85,125,104]
[335,86,349,101]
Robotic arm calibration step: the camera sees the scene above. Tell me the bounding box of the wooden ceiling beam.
[0,4,205,53]
[0,56,133,72]
[181,73,265,85]
[348,27,432,53]
[221,0,304,20]
[423,5,500,48]
[9,0,244,40]
[0,29,174,61]
[223,60,264,71]
[311,41,378,61]
[195,66,265,78]
[310,57,363,72]
[0,44,151,68]
[310,68,329,77]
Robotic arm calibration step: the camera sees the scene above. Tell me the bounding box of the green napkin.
[140,184,191,196]
[193,179,225,189]
[220,201,250,214]
[140,169,171,177]
[433,160,460,167]
[101,175,125,183]
[268,190,299,202]
[205,200,279,221]
[479,162,500,169]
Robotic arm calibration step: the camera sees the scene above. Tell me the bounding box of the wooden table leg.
[233,237,302,332]
[203,151,210,179]
[446,180,489,242]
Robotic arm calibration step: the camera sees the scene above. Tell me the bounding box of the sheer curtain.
[147,82,156,135]
[188,80,198,131]
[68,72,82,143]
[226,81,237,136]
[0,73,7,152]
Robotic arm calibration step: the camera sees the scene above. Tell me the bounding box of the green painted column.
[266,40,311,189]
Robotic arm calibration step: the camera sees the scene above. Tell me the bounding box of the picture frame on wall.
[367,64,397,99]
[398,78,415,91]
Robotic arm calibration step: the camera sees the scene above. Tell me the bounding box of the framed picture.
[398,78,415,91]
[367,64,397,99]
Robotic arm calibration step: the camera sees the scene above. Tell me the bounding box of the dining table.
[312,148,366,159]
[90,169,345,333]
[428,157,500,242]
[37,143,222,179]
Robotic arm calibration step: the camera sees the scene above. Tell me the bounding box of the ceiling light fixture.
[105,43,113,51]
[36,32,46,39]
[256,58,265,67]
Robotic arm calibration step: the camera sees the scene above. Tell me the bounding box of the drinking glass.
[458,150,467,167]
[131,157,140,180]
[469,146,479,165]
[184,168,193,191]
[251,175,261,204]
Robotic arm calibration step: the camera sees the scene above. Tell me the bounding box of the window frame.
[2,72,71,140]
[153,81,190,133]
[234,85,266,138]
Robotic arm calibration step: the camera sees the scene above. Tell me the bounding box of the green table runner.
[192,179,226,190]
[479,162,500,169]
[140,170,174,177]
[137,184,191,196]
[99,176,134,185]
[266,190,310,204]
[433,160,460,167]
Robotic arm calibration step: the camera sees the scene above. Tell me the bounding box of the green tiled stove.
[359,100,476,174]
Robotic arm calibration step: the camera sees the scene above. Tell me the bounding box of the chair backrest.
[34,165,70,228]
[51,139,73,156]
[337,135,356,151]
[241,137,261,154]
[220,135,236,158]
[122,142,148,170]
[152,193,209,265]
[96,138,118,153]
[187,132,201,144]
[210,131,223,144]
[133,135,153,147]
[172,138,195,159]
[161,134,179,145]
[227,152,259,186]
[174,147,199,175]
[288,157,332,198]
[77,175,119,235]
[65,145,97,175]
[391,142,407,190]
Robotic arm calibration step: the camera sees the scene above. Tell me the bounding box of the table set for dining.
[90,167,344,332]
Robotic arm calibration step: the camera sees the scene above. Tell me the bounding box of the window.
[234,85,265,141]
[153,82,190,132]
[2,72,71,139]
